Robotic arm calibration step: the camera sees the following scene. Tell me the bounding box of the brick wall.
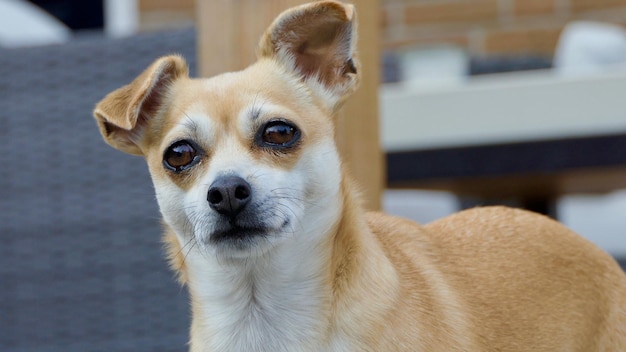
[138,0,195,31]
[138,0,626,57]
[383,0,626,57]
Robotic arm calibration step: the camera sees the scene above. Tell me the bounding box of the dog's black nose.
[207,176,252,218]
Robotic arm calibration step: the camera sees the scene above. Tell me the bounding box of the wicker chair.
[0,28,197,352]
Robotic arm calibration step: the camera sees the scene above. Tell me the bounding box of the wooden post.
[335,0,383,210]
[196,0,383,210]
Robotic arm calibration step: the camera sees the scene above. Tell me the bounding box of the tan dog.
[94,1,626,351]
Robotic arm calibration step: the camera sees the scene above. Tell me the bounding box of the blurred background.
[1,0,625,351]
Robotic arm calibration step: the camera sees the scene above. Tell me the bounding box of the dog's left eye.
[163,141,198,171]
[259,120,300,148]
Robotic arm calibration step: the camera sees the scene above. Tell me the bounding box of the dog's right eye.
[163,141,198,172]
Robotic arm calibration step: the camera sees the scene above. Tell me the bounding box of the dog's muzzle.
[207,175,252,219]
[206,175,275,250]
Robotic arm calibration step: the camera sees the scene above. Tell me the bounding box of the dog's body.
[94,1,626,351]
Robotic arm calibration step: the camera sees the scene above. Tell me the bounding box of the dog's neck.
[186,247,329,351]
[181,176,399,352]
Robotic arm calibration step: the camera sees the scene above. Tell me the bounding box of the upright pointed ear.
[93,55,188,156]
[258,1,359,112]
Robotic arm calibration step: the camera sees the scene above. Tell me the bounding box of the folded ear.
[93,55,188,155]
[258,0,359,112]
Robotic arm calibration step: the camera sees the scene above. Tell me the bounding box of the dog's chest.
[190,260,332,352]
[198,299,355,352]
[197,288,322,351]
[209,306,310,351]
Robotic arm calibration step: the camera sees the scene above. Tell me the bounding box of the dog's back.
[368,206,626,351]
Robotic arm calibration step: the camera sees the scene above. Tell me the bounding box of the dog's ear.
[93,55,188,155]
[258,0,359,112]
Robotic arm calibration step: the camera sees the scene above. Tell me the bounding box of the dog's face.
[94,1,359,259]
[144,61,345,259]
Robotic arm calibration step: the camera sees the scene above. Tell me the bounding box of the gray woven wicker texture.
[0,29,198,352]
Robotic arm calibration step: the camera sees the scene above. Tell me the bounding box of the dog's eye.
[163,141,198,171]
[260,120,300,147]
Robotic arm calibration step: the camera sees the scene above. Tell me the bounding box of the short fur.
[94,1,626,351]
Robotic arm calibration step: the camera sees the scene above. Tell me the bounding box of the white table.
[381,69,626,216]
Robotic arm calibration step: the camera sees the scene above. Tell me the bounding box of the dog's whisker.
[272,193,317,205]
[177,236,197,261]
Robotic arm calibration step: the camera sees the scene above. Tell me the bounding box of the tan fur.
[162,223,188,285]
[95,1,626,351]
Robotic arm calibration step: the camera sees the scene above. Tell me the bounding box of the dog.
[94,1,626,351]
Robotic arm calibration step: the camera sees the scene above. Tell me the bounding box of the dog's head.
[94,1,359,259]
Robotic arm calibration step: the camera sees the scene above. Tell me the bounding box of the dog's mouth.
[207,218,290,252]
[209,225,268,247]
[197,195,295,254]
[208,214,290,251]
